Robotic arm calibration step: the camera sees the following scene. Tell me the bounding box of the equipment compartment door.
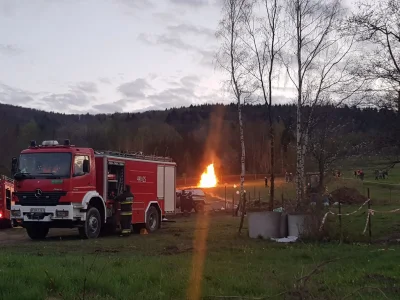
[157,165,165,200]
[164,166,176,213]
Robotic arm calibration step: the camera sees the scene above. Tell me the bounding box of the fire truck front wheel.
[26,224,49,240]
[146,206,160,233]
[79,207,101,239]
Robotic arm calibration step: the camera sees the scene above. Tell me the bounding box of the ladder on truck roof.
[94,150,173,162]
[0,175,14,184]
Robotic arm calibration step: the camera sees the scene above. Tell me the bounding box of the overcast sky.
[0,0,356,114]
[0,0,232,114]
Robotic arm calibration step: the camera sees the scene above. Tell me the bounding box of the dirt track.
[0,227,81,246]
[0,180,283,245]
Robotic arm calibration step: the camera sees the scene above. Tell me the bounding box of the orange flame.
[198,164,217,188]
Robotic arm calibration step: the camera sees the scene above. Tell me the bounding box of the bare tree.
[240,0,287,210]
[347,0,400,110]
[217,0,252,232]
[282,0,362,208]
[308,111,366,187]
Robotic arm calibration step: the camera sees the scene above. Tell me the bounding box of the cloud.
[152,12,178,22]
[0,0,15,17]
[117,78,152,98]
[98,77,111,84]
[167,24,214,38]
[93,99,127,113]
[138,32,216,65]
[0,82,36,105]
[180,75,199,88]
[0,81,101,112]
[73,81,98,93]
[117,0,154,9]
[128,74,225,112]
[39,90,95,111]
[169,0,209,6]
[0,44,22,56]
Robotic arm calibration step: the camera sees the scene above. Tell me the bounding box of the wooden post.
[338,201,342,244]
[232,193,235,217]
[253,185,256,197]
[258,191,260,201]
[281,193,284,208]
[224,185,227,211]
[368,188,372,243]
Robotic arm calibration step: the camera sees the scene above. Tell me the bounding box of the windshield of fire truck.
[18,152,72,178]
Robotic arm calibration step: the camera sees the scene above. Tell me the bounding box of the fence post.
[281,193,284,208]
[258,191,260,201]
[224,185,227,211]
[367,188,372,243]
[338,201,342,244]
[232,193,235,217]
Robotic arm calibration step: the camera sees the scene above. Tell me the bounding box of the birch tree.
[283,0,362,207]
[241,0,286,210]
[217,0,252,231]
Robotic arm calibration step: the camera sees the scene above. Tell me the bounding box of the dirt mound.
[330,187,368,204]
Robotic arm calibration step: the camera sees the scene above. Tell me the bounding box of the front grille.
[14,191,67,206]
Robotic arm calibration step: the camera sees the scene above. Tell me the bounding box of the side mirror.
[11,157,18,175]
[82,159,90,173]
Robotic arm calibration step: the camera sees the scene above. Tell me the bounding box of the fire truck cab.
[10,140,176,240]
[0,175,14,228]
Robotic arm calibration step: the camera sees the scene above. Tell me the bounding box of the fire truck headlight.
[11,210,21,217]
[56,210,69,218]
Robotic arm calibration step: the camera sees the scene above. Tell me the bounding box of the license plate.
[30,208,45,213]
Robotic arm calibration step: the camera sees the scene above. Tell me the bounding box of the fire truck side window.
[6,189,11,210]
[74,155,89,176]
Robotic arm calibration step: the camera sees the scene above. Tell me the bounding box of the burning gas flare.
[198,164,218,188]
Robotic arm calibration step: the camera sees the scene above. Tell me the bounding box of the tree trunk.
[295,0,303,208]
[269,126,275,210]
[318,158,325,189]
[296,102,303,207]
[397,90,400,114]
[238,104,246,230]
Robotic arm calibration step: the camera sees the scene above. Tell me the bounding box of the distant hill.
[0,102,398,177]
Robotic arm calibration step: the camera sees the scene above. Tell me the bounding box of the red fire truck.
[0,175,14,228]
[10,140,176,240]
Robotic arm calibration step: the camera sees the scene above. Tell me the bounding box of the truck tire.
[145,206,160,233]
[194,202,205,213]
[26,224,49,240]
[79,207,101,239]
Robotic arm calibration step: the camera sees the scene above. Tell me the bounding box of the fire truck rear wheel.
[194,202,205,213]
[26,224,49,240]
[146,206,160,233]
[79,207,101,239]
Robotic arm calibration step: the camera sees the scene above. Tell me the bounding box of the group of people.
[179,190,194,214]
[354,169,365,181]
[374,169,388,180]
[284,172,293,183]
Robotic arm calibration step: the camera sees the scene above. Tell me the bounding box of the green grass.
[337,156,400,184]
[203,179,400,242]
[0,215,400,300]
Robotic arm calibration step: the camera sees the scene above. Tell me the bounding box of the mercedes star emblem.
[35,189,43,198]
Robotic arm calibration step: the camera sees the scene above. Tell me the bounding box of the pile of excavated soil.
[330,187,368,204]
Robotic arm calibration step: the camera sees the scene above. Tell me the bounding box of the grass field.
[2,158,399,300]
[0,215,399,300]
